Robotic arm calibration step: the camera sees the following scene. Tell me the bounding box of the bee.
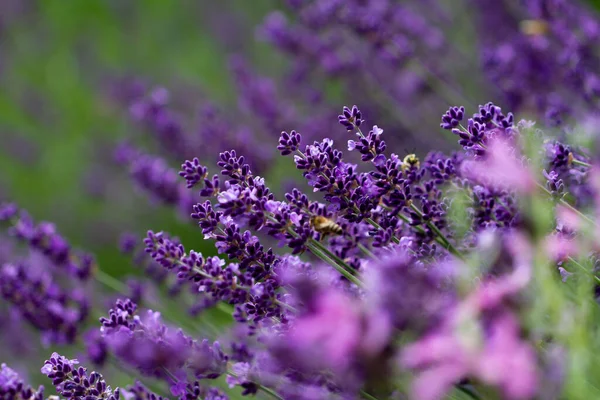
[401,154,420,171]
[520,19,549,36]
[310,215,343,237]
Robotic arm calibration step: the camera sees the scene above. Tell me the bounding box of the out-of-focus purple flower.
[270,282,392,393]
[100,300,189,378]
[545,233,578,263]
[403,306,537,400]
[402,233,537,399]
[119,232,139,255]
[100,299,228,383]
[0,262,89,346]
[365,249,452,332]
[0,363,44,400]
[291,291,362,368]
[128,152,195,216]
[461,138,535,194]
[84,328,108,367]
[121,380,168,400]
[0,203,95,280]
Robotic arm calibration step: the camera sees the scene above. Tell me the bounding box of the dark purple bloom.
[440,106,465,130]
[128,152,195,216]
[0,204,94,280]
[118,232,139,254]
[0,363,44,400]
[338,105,363,131]
[277,130,302,155]
[41,352,120,399]
[0,262,89,345]
[543,169,565,197]
[122,380,168,400]
[179,157,209,189]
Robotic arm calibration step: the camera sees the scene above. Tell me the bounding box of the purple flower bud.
[179,157,209,189]
[440,106,465,130]
[41,353,119,399]
[278,130,302,155]
[1,363,44,400]
[338,105,363,131]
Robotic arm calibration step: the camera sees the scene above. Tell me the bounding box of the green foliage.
[0,1,275,277]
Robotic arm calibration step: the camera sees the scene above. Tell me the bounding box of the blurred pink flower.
[544,234,578,262]
[556,205,582,232]
[461,138,535,193]
[402,307,538,400]
[402,239,537,400]
[292,291,362,368]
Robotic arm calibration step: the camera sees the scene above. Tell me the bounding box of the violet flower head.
[440,106,465,130]
[402,309,538,400]
[0,262,89,346]
[365,249,453,332]
[0,204,95,280]
[179,157,209,189]
[0,363,44,400]
[277,130,302,156]
[121,380,168,400]
[101,300,190,378]
[41,353,120,400]
[461,138,535,194]
[543,169,565,197]
[0,202,18,221]
[338,105,363,131]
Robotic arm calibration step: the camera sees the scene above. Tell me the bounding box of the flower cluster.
[0,363,44,400]
[5,2,600,399]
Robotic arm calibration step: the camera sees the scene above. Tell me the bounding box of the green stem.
[360,390,381,400]
[306,241,363,287]
[255,383,285,400]
[308,237,356,273]
[536,182,595,225]
[275,299,297,313]
[95,269,128,293]
[567,257,600,285]
[358,243,376,259]
[572,159,592,168]
[456,384,483,400]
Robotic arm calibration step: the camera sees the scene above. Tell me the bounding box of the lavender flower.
[338,105,363,131]
[8,13,600,395]
[41,352,120,399]
[0,262,89,345]
[0,363,44,400]
[0,203,95,280]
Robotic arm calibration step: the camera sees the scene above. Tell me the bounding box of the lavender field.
[2,1,600,399]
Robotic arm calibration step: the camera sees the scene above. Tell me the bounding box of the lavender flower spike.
[41,352,120,399]
[338,105,363,131]
[1,363,44,400]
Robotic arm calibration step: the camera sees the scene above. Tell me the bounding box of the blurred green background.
[0,0,283,279]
